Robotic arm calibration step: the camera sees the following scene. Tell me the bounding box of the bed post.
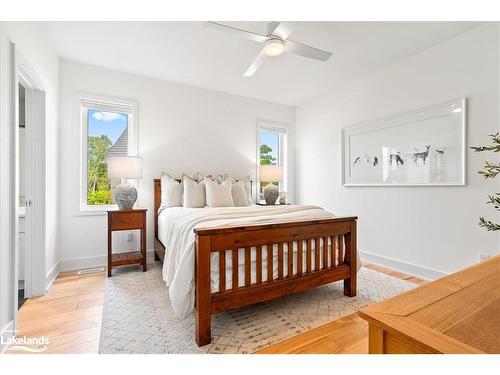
[343,219,357,297]
[195,234,212,346]
[154,179,161,261]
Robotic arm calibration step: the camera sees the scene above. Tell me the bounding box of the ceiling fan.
[204,21,333,77]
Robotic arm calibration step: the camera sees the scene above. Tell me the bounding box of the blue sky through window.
[260,131,279,165]
[87,109,128,144]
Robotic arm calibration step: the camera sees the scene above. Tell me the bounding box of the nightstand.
[107,209,147,277]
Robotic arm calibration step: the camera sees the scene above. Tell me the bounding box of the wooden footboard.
[193,216,357,346]
[153,179,357,347]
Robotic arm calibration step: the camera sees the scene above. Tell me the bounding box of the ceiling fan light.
[264,38,284,56]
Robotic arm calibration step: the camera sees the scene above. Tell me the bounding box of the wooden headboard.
[154,177,253,240]
[154,178,161,239]
[153,178,181,239]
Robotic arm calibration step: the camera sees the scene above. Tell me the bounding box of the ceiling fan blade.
[284,39,333,62]
[269,22,295,40]
[204,22,268,43]
[243,48,267,77]
[266,22,280,36]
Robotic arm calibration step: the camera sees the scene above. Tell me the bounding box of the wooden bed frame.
[153,179,358,347]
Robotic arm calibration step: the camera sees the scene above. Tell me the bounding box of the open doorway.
[12,43,47,331]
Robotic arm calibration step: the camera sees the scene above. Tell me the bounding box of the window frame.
[256,120,288,202]
[78,93,138,214]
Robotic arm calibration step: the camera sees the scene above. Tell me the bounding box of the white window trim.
[75,93,138,215]
[256,120,289,202]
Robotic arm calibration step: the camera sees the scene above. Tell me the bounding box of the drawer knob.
[125,219,131,223]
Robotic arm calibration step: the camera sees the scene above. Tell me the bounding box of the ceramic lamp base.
[114,181,137,210]
[263,183,278,205]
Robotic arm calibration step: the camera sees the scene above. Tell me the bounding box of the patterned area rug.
[99,261,415,354]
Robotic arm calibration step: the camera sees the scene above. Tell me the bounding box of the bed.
[153,179,358,346]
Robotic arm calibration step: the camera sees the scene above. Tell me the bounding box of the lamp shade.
[107,156,143,179]
[259,165,283,182]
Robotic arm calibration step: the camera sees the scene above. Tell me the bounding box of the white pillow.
[196,172,226,184]
[183,174,206,208]
[160,173,182,208]
[205,178,234,207]
[242,175,253,205]
[231,180,250,207]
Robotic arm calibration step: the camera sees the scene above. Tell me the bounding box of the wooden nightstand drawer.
[110,211,145,230]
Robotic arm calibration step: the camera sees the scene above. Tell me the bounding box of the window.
[258,123,287,200]
[80,96,137,211]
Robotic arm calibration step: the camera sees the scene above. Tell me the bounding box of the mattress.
[158,205,344,319]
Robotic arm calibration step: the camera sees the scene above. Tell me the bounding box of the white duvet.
[158,205,340,320]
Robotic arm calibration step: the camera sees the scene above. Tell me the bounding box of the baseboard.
[1,320,14,354]
[59,249,156,272]
[359,250,447,281]
[45,262,60,291]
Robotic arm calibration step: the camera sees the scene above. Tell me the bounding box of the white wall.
[57,60,295,270]
[0,22,59,349]
[296,23,500,279]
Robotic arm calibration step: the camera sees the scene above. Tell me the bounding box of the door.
[23,87,46,298]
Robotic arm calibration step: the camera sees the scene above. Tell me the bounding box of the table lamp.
[107,156,143,210]
[259,165,283,205]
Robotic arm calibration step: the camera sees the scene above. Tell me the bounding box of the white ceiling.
[44,22,481,106]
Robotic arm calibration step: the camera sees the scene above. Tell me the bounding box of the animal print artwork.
[352,145,443,169]
[389,153,404,166]
[344,98,465,185]
[349,144,453,184]
[412,145,431,165]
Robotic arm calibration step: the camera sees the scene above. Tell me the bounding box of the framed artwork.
[342,98,466,186]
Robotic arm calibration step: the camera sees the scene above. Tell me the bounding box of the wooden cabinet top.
[107,209,147,214]
[360,255,500,354]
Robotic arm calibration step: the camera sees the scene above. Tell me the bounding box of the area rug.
[98,261,415,354]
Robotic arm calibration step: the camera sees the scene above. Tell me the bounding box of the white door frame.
[10,42,46,332]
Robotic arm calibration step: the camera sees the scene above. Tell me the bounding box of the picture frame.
[342,98,467,186]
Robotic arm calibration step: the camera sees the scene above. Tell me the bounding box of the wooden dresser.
[360,255,499,354]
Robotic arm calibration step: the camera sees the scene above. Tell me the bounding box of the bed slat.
[232,249,239,289]
[278,242,284,280]
[331,236,336,269]
[338,235,344,266]
[306,239,312,273]
[267,244,273,282]
[315,238,321,271]
[245,247,251,287]
[256,245,262,284]
[323,236,328,270]
[297,240,303,275]
[288,241,294,277]
[219,251,226,292]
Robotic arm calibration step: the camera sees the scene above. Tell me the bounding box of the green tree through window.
[260,144,276,165]
[85,107,128,206]
[259,132,280,193]
[87,135,113,205]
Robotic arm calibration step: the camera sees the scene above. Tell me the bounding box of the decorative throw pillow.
[205,178,234,207]
[214,174,227,184]
[160,173,182,208]
[242,175,253,205]
[196,172,212,183]
[196,172,226,184]
[182,174,206,208]
[231,180,250,207]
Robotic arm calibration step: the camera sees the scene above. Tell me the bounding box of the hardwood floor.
[6,269,105,354]
[6,263,423,354]
[256,264,425,354]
